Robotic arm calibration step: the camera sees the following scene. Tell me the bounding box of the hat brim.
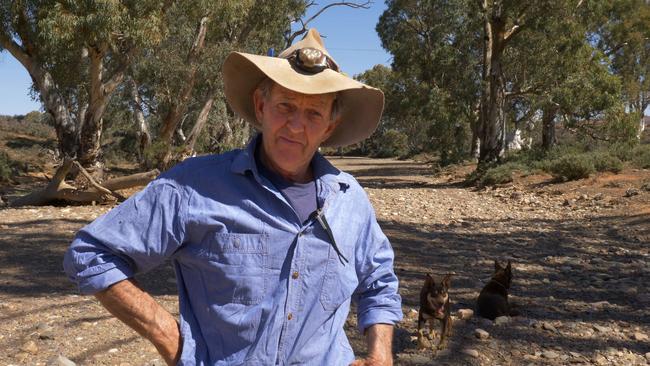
[223,52,384,147]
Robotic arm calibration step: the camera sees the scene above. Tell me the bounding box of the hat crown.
[278,29,333,61]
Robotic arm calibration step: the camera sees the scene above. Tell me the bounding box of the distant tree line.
[353,0,648,171]
[1,1,648,178]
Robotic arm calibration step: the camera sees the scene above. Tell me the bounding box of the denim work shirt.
[63,137,403,365]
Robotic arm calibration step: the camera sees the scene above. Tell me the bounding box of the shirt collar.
[230,134,347,191]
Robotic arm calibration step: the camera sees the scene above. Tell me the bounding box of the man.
[64,29,402,365]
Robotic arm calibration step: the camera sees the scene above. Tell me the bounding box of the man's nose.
[286,110,306,132]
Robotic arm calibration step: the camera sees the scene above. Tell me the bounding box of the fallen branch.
[9,161,159,207]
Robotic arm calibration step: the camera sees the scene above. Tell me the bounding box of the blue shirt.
[63,137,403,365]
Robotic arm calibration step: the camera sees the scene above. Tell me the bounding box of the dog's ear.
[505,260,512,273]
[494,260,502,272]
[425,273,435,287]
[441,274,452,289]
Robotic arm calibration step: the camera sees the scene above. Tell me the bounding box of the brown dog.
[417,273,452,352]
[476,260,512,320]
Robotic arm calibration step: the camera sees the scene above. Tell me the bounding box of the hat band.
[286,47,339,74]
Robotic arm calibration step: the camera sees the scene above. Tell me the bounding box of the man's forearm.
[94,279,181,365]
[365,323,394,365]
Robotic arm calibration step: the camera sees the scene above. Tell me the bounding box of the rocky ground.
[0,157,649,365]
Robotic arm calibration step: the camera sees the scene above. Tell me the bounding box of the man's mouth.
[279,136,303,146]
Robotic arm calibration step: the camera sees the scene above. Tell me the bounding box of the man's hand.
[95,279,182,365]
[350,323,394,366]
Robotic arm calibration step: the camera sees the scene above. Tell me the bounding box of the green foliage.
[369,129,409,158]
[548,154,595,181]
[631,145,650,169]
[591,152,623,173]
[0,151,19,183]
[479,162,525,186]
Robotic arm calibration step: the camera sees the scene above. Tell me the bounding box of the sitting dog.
[417,273,452,352]
[476,260,513,320]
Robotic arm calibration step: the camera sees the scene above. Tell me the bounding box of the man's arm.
[95,279,182,366]
[350,323,394,366]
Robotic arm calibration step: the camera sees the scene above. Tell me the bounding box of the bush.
[548,154,595,181]
[370,129,409,158]
[0,151,17,183]
[591,152,623,173]
[631,145,650,169]
[608,142,636,161]
[479,162,525,186]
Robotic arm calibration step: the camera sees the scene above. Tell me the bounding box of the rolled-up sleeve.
[63,179,187,294]
[353,202,403,333]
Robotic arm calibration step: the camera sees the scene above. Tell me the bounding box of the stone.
[108,348,118,353]
[645,352,650,361]
[461,348,480,358]
[593,324,610,333]
[20,340,38,354]
[641,182,650,191]
[541,322,557,332]
[625,188,639,197]
[494,316,510,325]
[592,354,607,365]
[474,328,490,339]
[542,350,559,359]
[458,308,474,320]
[406,308,419,319]
[633,332,648,341]
[48,355,77,366]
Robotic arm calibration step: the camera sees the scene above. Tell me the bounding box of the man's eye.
[308,110,323,119]
[277,103,292,112]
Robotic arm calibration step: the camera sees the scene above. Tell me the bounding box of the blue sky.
[0,2,391,116]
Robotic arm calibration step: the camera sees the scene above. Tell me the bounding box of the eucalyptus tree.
[130,0,309,168]
[377,0,482,163]
[0,0,165,177]
[594,0,649,137]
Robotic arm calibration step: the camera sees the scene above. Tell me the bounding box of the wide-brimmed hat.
[222,28,384,147]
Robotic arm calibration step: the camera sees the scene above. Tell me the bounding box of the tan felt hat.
[222,28,384,147]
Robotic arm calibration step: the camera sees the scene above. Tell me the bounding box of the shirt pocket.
[319,249,358,311]
[193,232,268,305]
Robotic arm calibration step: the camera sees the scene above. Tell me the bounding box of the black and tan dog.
[476,260,513,320]
[417,273,452,352]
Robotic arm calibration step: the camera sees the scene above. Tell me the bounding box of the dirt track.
[0,157,649,365]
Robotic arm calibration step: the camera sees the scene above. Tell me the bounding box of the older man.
[64,29,402,365]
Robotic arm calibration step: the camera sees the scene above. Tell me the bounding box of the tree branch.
[285,1,371,46]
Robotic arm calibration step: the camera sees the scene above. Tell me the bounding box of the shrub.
[631,144,650,169]
[591,152,623,173]
[608,142,636,161]
[0,151,16,183]
[548,154,595,181]
[479,162,525,186]
[370,129,409,158]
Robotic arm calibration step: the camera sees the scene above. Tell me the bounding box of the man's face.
[254,82,339,181]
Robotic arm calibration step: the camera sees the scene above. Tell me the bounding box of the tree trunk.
[478,12,507,167]
[185,94,216,155]
[78,46,126,179]
[0,33,78,158]
[158,16,209,144]
[129,78,151,158]
[542,105,558,151]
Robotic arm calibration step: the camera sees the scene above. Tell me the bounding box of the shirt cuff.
[357,308,404,334]
[76,261,134,295]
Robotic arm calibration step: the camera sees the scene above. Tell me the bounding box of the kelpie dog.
[417,273,452,352]
[476,260,513,320]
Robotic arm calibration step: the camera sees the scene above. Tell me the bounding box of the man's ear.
[252,88,266,124]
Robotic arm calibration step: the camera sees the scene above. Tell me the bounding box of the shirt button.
[233,238,240,248]
[287,313,293,320]
[292,271,299,279]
